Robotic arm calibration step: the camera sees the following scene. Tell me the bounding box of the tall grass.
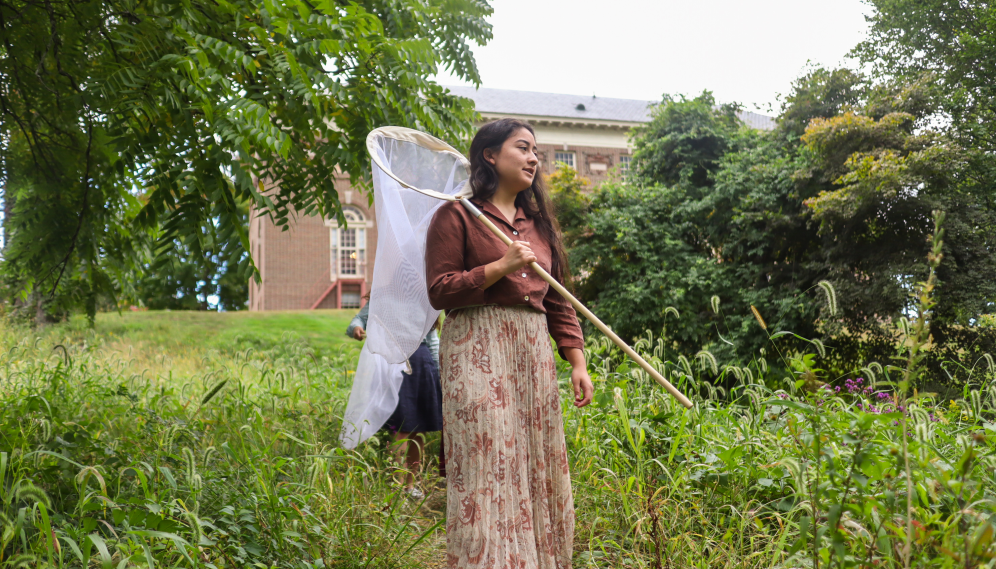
[0,326,446,568]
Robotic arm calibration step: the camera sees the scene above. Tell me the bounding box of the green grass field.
[67,309,359,354]
[48,309,362,382]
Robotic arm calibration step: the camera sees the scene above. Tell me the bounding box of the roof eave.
[477,111,644,130]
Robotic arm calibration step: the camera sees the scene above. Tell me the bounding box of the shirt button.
[521,273,527,278]
[512,230,519,235]
[524,295,529,301]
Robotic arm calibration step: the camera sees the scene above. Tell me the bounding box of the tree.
[131,201,250,312]
[559,95,821,363]
[563,70,996,381]
[548,165,591,248]
[854,0,996,151]
[777,67,867,138]
[562,180,733,354]
[630,91,741,189]
[801,103,996,374]
[0,0,491,320]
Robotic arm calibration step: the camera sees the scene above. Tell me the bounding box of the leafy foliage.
[548,165,592,247]
[556,68,996,384]
[130,201,251,312]
[0,0,492,319]
[854,0,996,151]
[797,81,996,379]
[556,179,731,355]
[630,91,741,188]
[777,67,868,138]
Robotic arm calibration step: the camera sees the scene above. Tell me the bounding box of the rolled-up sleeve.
[345,304,369,339]
[542,286,585,359]
[426,203,488,310]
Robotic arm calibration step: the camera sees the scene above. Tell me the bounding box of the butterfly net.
[339,127,471,449]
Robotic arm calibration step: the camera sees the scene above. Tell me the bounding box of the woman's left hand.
[572,368,593,408]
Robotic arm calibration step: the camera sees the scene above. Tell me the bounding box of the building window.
[329,206,368,280]
[619,155,632,176]
[554,151,575,169]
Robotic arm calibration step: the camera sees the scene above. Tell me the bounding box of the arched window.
[328,207,369,280]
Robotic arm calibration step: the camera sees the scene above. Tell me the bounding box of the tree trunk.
[34,293,49,326]
[3,187,13,250]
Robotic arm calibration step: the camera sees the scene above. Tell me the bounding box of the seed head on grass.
[750,305,767,331]
[861,366,877,385]
[723,365,743,381]
[163,424,182,451]
[710,296,721,314]
[15,481,50,508]
[678,355,693,377]
[898,317,912,338]
[200,379,228,406]
[695,350,718,375]
[817,280,838,316]
[193,379,229,418]
[184,510,203,546]
[7,554,37,569]
[970,390,983,418]
[75,466,107,496]
[811,339,826,359]
[182,447,203,492]
[38,418,51,442]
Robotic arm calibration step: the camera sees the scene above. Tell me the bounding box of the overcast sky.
[433,0,872,114]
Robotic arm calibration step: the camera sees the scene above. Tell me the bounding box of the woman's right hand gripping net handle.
[460,199,694,409]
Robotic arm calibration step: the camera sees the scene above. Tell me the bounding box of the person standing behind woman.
[347,300,441,498]
[426,118,594,569]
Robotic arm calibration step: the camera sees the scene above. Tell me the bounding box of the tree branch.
[48,115,93,296]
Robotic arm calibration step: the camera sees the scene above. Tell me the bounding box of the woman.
[426,118,594,569]
[347,301,442,498]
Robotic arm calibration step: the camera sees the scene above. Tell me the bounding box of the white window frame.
[619,155,632,176]
[554,151,576,169]
[326,206,370,280]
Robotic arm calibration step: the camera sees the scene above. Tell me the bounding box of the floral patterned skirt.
[440,305,574,569]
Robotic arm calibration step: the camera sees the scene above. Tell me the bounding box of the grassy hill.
[48,309,362,379]
[65,308,359,354]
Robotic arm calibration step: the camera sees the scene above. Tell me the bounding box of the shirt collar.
[474,199,528,226]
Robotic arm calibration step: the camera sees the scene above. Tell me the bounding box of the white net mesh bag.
[339,127,471,449]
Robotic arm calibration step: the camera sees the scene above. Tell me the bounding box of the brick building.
[247,87,775,311]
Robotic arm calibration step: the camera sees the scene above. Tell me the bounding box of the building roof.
[738,110,777,131]
[445,86,777,131]
[447,85,653,123]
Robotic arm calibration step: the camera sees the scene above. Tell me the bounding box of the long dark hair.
[468,118,569,282]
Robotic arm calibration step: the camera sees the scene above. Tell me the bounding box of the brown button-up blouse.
[426,199,584,356]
